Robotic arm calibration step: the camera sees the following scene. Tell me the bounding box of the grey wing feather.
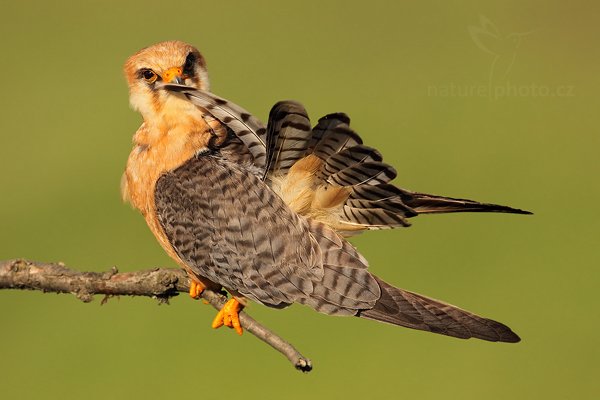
[154,152,320,307]
[318,145,383,181]
[312,127,362,160]
[304,114,530,230]
[327,161,397,187]
[161,84,268,171]
[346,197,416,217]
[264,101,313,179]
[360,276,521,342]
[155,152,382,315]
[397,191,533,215]
[155,154,521,342]
[342,206,411,228]
[302,220,380,311]
[307,112,351,152]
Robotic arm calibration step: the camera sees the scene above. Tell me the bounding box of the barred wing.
[154,151,379,313]
[162,84,268,172]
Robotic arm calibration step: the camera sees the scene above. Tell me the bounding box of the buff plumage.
[122,41,529,341]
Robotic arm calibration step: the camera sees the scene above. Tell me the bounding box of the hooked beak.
[162,67,184,84]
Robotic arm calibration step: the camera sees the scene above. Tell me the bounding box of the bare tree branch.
[0,259,312,372]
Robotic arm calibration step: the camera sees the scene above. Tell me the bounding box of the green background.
[1,1,597,399]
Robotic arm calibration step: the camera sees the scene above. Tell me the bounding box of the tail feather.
[359,276,520,343]
[400,191,533,215]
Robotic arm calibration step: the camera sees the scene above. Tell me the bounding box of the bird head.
[124,41,210,121]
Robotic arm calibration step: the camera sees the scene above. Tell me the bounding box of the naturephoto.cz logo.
[427,15,574,99]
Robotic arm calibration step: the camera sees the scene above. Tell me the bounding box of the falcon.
[121,41,529,342]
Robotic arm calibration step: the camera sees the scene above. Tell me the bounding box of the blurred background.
[0,1,597,399]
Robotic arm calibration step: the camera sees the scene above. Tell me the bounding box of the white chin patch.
[129,87,156,117]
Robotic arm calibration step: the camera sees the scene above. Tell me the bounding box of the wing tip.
[499,329,521,343]
[405,192,534,216]
[318,112,351,125]
[360,276,522,343]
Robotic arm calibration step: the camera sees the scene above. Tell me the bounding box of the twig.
[0,259,312,373]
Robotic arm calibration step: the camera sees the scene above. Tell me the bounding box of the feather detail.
[271,155,323,215]
[308,219,369,267]
[398,191,533,215]
[327,161,397,187]
[349,183,410,202]
[307,112,351,152]
[360,276,521,342]
[161,84,268,169]
[341,206,411,228]
[318,145,383,181]
[345,198,415,217]
[310,114,362,160]
[264,101,313,180]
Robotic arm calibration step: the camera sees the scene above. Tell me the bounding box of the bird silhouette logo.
[468,15,535,87]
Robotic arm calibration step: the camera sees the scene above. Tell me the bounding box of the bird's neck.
[122,110,212,216]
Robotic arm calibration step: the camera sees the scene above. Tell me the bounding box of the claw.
[212,298,244,335]
[189,279,205,299]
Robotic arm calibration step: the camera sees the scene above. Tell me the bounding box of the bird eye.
[140,69,158,83]
[183,53,196,75]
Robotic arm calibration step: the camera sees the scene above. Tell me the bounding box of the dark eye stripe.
[183,52,196,74]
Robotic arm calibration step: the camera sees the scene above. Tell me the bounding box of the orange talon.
[189,279,205,299]
[211,298,244,335]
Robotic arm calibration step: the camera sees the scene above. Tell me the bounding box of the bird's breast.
[122,119,215,269]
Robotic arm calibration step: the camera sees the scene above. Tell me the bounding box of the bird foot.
[189,279,205,299]
[212,298,244,335]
